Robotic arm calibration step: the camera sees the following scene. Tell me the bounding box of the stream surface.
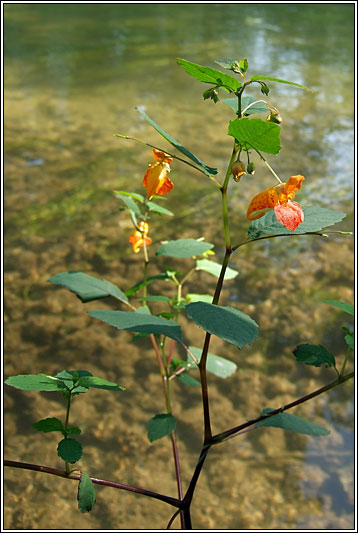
[4,3,354,530]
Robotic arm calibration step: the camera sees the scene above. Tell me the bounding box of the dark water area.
[4,3,354,530]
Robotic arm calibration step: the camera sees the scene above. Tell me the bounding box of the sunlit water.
[4,4,354,530]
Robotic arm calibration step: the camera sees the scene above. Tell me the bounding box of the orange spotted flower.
[129,221,152,253]
[143,149,174,200]
[247,175,305,231]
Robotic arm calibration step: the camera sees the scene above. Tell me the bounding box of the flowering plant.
[4,57,354,529]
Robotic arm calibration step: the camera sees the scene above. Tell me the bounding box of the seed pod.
[247,162,256,175]
[266,111,282,124]
[231,160,246,181]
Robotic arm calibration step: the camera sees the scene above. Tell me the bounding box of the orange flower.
[247,175,305,231]
[142,149,174,200]
[129,221,152,253]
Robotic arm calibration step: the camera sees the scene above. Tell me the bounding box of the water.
[4,4,354,530]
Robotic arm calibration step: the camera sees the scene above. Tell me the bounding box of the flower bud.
[247,162,256,175]
[266,111,282,124]
[231,160,245,182]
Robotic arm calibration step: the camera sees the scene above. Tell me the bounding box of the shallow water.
[4,4,354,530]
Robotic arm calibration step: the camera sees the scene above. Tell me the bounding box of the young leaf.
[177,58,242,92]
[156,238,214,258]
[248,206,346,239]
[65,426,82,435]
[146,201,174,216]
[88,309,182,342]
[177,372,201,387]
[188,346,237,378]
[115,194,142,216]
[114,190,145,203]
[77,472,96,513]
[256,408,330,436]
[250,75,311,91]
[186,293,213,304]
[147,414,176,442]
[57,438,83,463]
[77,376,125,391]
[49,271,128,304]
[322,300,354,316]
[136,107,218,177]
[228,117,281,155]
[33,417,64,433]
[5,374,66,392]
[196,258,238,280]
[215,58,239,71]
[293,344,336,368]
[125,272,172,298]
[185,302,258,349]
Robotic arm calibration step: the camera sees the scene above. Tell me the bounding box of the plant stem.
[339,346,352,376]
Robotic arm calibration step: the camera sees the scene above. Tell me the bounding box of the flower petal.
[152,148,173,164]
[247,184,281,220]
[274,200,304,231]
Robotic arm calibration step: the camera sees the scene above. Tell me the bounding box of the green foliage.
[88,309,182,341]
[146,201,174,216]
[188,346,237,378]
[57,438,83,463]
[256,408,330,436]
[223,96,270,116]
[322,300,354,316]
[125,272,172,298]
[156,238,214,258]
[176,58,242,93]
[186,293,213,304]
[5,374,67,392]
[196,258,238,280]
[33,417,65,433]
[248,206,346,238]
[293,344,336,368]
[185,302,258,349]
[250,75,311,91]
[49,271,128,304]
[116,194,143,216]
[228,117,281,155]
[76,376,125,391]
[147,414,177,442]
[77,472,96,513]
[135,107,218,177]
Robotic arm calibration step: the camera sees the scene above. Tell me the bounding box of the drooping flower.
[142,149,174,200]
[129,221,152,253]
[247,175,305,231]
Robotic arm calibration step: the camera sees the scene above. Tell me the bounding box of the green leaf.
[177,58,242,92]
[147,414,176,442]
[125,273,171,298]
[77,472,96,513]
[228,117,281,155]
[215,59,239,71]
[223,96,270,116]
[146,201,174,216]
[345,334,354,350]
[256,408,330,436]
[196,258,238,280]
[49,271,128,304]
[293,344,336,368]
[88,309,182,342]
[185,302,258,349]
[114,190,145,203]
[239,58,248,73]
[5,374,66,392]
[188,346,237,378]
[77,376,125,391]
[136,107,217,177]
[248,206,346,239]
[57,438,83,463]
[115,194,142,216]
[177,372,201,386]
[156,238,214,258]
[322,300,354,316]
[250,75,311,91]
[141,295,171,303]
[135,304,151,314]
[33,417,64,433]
[65,426,82,435]
[186,293,213,304]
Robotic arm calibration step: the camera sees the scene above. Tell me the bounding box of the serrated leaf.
[228,117,281,155]
[88,309,182,341]
[146,201,174,216]
[136,107,217,176]
[33,417,64,433]
[188,346,237,378]
[248,206,346,238]
[256,408,330,436]
[115,194,142,216]
[293,344,336,368]
[196,258,238,280]
[114,190,145,203]
[78,472,96,513]
[147,414,176,442]
[5,374,66,392]
[177,57,242,92]
[49,272,128,304]
[223,96,270,116]
[250,75,311,91]
[57,438,83,463]
[156,239,214,258]
[322,300,354,316]
[77,376,125,391]
[185,302,258,349]
[177,372,201,386]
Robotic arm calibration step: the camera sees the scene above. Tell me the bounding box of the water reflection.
[4,3,354,530]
